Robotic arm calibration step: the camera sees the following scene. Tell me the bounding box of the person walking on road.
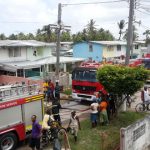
[68,111,81,142]
[90,99,99,128]
[29,115,42,150]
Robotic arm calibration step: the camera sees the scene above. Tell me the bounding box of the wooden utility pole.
[125,0,134,65]
[56,3,62,80]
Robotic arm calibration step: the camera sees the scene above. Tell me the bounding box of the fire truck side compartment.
[0,105,23,130]
[23,100,43,127]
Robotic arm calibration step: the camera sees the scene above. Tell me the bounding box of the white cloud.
[0,0,149,39]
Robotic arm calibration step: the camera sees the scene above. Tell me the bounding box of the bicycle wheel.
[135,103,145,112]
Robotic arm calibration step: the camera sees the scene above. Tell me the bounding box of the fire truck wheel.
[0,132,17,150]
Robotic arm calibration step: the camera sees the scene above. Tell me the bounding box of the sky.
[0,0,150,40]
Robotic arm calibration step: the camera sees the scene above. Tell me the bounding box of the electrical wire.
[62,0,127,6]
[136,9,150,16]
[0,21,49,24]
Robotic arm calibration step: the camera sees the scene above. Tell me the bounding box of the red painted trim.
[0,94,43,110]
[72,80,107,95]
[0,99,25,110]
[0,123,26,141]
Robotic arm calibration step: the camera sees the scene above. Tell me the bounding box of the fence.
[120,115,150,150]
[44,72,70,87]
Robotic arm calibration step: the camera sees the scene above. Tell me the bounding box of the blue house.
[73,42,103,62]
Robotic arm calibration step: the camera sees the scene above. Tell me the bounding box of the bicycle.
[123,94,135,108]
[135,101,150,112]
[42,121,70,150]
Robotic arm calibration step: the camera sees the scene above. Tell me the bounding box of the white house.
[0,40,84,78]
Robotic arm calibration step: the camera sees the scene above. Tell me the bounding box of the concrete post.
[64,63,67,72]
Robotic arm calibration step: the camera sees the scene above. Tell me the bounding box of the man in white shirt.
[142,86,150,104]
[68,111,81,142]
[90,99,99,128]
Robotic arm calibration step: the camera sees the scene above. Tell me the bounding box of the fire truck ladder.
[0,84,40,102]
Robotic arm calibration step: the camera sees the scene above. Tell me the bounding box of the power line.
[136,9,150,16]
[63,0,127,6]
[0,21,49,24]
[141,24,150,30]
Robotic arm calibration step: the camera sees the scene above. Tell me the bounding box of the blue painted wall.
[73,42,103,62]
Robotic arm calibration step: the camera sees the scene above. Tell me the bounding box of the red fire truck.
[0,84,44,150]
[72,61,107,101]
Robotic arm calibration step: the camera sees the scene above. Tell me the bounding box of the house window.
[88,57,92,61]
[9,49,13,57]
[89,43,93,52]
[117,45,121,51]
[135,45,139,49]
[8,47,21,57]
[107,46,113,51]
[33,50,37,56]
[14,48,21,57]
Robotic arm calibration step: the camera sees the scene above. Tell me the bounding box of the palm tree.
[86,19,97,40]
[143,30,150,40]
[118,20,125,40]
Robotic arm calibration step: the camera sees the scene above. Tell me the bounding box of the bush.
[96,65,150,108]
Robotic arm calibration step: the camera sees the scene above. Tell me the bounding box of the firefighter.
[52,98,62,125]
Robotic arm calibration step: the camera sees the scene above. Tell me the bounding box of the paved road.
[17,100,90,150]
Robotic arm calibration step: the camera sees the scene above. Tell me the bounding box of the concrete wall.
[114,45,126,57]
[27,46,54,61]
[0,75,43,91]
[73,42,103,62]
[120,115,150,150]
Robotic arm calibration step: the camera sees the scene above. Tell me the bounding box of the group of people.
[29,107,81,150]
[90,91,116,128]
[43,79,60,102]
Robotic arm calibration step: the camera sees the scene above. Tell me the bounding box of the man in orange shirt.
[99,96,109,125]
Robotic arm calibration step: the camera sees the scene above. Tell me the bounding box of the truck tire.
[0,132,18,150]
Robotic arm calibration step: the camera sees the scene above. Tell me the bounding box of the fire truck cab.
[72,61,106,101]
[0,84,44,150]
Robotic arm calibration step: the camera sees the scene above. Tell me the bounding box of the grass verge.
[68,111,146,150]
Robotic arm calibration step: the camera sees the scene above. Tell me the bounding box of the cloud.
[0,0,148,39]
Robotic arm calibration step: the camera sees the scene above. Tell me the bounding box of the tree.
[61,31,71,42]
[26,33,35,40]
[17,32,27,40]
[143,30,150,40]
[118,20,125,40]
[97,65,149,110]
[8,34,17,40]
[143,30,150,45]
[72,32,83,43]
[0,33,6,40]
[123,25,139,41]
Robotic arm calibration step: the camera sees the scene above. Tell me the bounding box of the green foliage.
[63,88,72,95]
[1,19,114,42]
[97,65,149,108]
[118,20,125,40]
[69,112,146,150]
[73,19,114,42]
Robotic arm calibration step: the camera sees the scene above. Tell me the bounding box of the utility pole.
[125,0,134,65]
[56,3,62,80]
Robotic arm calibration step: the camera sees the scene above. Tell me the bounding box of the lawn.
[68,112,146,150]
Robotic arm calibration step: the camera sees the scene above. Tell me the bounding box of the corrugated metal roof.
[0,40,56,47]
[74,41,145,46]
[2,56,85,70]
[91,41,127,45]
